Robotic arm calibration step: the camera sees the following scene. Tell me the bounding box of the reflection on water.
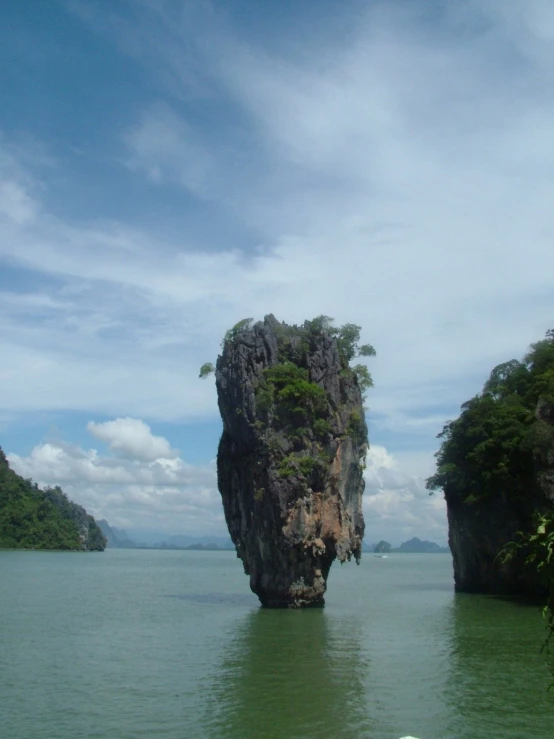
[2,551,552,739]
[166,592,256,607]
[445,593,553,739]
[205,609,372,739]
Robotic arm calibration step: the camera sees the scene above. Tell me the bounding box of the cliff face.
[216,315,368,607]
[446,397,554,595]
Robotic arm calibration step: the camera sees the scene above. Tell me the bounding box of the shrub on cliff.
[426,330,554,505]
[501,512,554,676]
[200,315,375,488]
[201,315,375,396]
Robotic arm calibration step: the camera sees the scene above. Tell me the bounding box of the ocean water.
[0,549,552,739]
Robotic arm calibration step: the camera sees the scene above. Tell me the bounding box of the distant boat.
[373,554,389,558]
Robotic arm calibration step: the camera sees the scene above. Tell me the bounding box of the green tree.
[200,315,376,399]
[222,318,254,347]
[500,513,554,677]
[199,362,215,379]
[334,323,376,364]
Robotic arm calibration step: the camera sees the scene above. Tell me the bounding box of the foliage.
[222,318,254,347]
[499,513,554,676]
[199,362,215,379]
[303,315,335,334]
[304,316,376,367]
[277,454,320,479]
[0,449,105,551]
[351,364,374,395]
[200,314,376,399]
[347,409,366,440]
[256,362,329,431]
[313,418,332,437]
[335,323,375,364]
[426,393,534,503]
[426,331,554,504]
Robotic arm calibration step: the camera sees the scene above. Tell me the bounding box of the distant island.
[97,520,234,550]
[97,520,449,555]
[372,537,449,554]
[0,448,106,551]
[97,520,137,548]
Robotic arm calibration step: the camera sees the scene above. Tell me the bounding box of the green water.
[0,550,552,739]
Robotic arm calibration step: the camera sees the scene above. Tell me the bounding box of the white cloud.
[124,103,216,195]
[0,137,41,224]
[6,421,446,543]
[1,0,554,520]
[363,446,447,546]
[87,417,177,462]
[7,422,222,535]
[0,181,37,225]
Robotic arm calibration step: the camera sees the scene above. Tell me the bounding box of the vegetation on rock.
[210,314,373,607]
[426,330,554,506]
[202,315,375,501]
[199,362,215,379]
[0,449,106,551]
[500,511,554,676]
[202,315,375,397]
[426,330,554,668]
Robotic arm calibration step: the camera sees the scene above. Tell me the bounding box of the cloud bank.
[7,418,446,544]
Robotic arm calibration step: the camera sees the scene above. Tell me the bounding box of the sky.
[1,0,553,546]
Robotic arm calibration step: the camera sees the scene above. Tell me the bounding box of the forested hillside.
[0,448,105,551]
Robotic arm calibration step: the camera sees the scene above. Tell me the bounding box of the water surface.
[1,549,552,739]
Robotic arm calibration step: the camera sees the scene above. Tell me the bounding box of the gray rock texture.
[216,315,368,607]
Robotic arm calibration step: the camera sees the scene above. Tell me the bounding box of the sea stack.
[215,315,369,607]
[445,395,554,595]
[427,332,554,595]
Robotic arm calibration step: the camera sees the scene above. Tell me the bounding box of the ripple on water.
[0,549,552,739]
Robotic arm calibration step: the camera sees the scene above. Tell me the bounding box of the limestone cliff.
[215,315,369,607]
[447,400,553,595]
[446,486,548,594]
[428,335,554,595]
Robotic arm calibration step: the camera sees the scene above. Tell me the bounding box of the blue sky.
[2,0,553,544]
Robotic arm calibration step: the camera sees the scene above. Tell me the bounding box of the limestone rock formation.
[443,403,553,595]
[446,488,545,594]
[215,315,369,607]
[427,333,554,596]
[451,396,554,595]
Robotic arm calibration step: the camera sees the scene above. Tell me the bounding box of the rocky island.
[427,331,554,596]
[202,315,374,607]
